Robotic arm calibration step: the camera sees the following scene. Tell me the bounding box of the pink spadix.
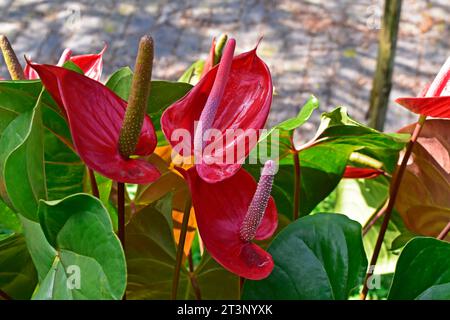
[240,160,276,242]
[193,38,236,154]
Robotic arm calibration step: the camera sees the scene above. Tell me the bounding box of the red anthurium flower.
[161,38,273,183]
[396,57,450,117]
[24,45,106,81]
[30,62,159,184]
[179,160,278,280]
[343,166,384,179]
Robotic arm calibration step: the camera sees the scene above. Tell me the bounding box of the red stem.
[360,115,426,300]
[437,221,450,241]
[291,134,301,220]
[0,289,12,300]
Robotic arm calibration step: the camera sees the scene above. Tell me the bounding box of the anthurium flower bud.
[0,35,24,80]
[213,34,228,65]
[118,35,154,158]
[179,163,278,280]
[343,166,384,179]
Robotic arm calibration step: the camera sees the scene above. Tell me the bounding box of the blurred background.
[0,0,448,138]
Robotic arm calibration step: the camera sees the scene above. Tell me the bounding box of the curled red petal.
[70,44,107,81]
[161,46,273,183]
[24,58,39,79]
[200,37,216,78]
[31,63,159,184]
[395,96,450,118]
[180,167,277,280]
[343,166,384,179]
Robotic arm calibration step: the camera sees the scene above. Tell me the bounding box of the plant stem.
[117,182,125,246]
[0,35,24,80]
[189,273,202,300]
[291,134,301,220]
[437,221,450,241]
[171,196,192,300]
[360,114,426,300]
[88,169,99,198]
[0,289,12,300]
[188,249,194,273]
[362,199,389,236]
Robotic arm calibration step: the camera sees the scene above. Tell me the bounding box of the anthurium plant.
[0,33,449,301]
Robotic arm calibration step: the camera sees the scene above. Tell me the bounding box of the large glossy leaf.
[0,90,46,221]
[126,194,238,299]
[0,234,38,299]
[396,120,450,240]
[242,213,367,300]
[388,237,450,300]
[0,80,85,201]
[105,67,193,146]
[21,194,126,300]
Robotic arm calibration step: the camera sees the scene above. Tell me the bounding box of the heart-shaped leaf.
[0,89,46,221]
[388,237,450,300]
[21,193,126,300]
[242,213,367,299]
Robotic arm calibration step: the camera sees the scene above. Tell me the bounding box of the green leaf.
[21,194,126,300]
[0,234,38,299]
[248,105,407,218]
[126,193,239,299]
[0,80,85,201]
[242,213,367,300]
[105,67,193,146]
[0,89,46,220]
[0,198,21,237]
[178,59,205,85]
[388,237,450,300]
[259,95,319,141]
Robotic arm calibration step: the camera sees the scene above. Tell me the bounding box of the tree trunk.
[367,0,402,131]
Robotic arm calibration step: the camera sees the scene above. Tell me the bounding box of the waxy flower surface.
[179,161,278,280]
[24,45,106,81]
[161,38,273,183]
[396,57,450,118]
[30,63,159,184]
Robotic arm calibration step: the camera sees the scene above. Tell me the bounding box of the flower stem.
[171,196,192,300]
[189,273,202,300]
[117,182,125,246]
[437,221,450,241]
[117,181,126,300]
[362,199,389,236]
[0,35,24,80]
[360,114,426,300]
[0,289,12,300]
[293,151,301,220]
[88,169,99,198]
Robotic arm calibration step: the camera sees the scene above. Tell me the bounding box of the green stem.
[171,196,192,300]
[117,182,126,300]
[360,115,426,300]
[291,134,301,220]
[88,169,99,198]
[0,35,24,80]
